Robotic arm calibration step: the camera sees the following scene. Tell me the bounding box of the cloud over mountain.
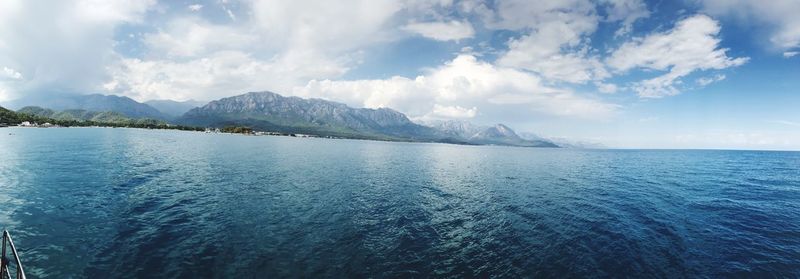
[1,0,798,149]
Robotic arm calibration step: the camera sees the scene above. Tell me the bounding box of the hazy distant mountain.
[144,99,205,117]
[470,124,523,144]
[16,106,56,118]
[517,132,548,142]
[177,91,446,141]
[430,120,558,147]
[431,119,484,139]
[517,133,605,149]
[8,94,168,120]
[17,106,163,124]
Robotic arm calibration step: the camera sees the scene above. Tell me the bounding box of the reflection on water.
[0,127,799,277]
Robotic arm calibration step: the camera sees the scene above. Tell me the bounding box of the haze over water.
[1,128,799,278]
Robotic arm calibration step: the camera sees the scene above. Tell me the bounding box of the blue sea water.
[0,127,799,278]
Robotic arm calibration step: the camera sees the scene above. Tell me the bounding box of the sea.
[0,127,798,278]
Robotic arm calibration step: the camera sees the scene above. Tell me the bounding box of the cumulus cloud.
[699,0,800,51]
[143,17,257,58]
[248,0,402,53]
[102,0,407,102]
[431,104,478,119]
[292,54,619,122]
[0,0,155,100]
[493,0,609,84]
[607,15,748,97]
[107,49,352,102]
[402,20,475,41]
[783,51,799,58]
[107,51,279,102]
[0,0,753,128]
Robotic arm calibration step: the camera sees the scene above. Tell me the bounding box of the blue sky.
[0,0,798,150]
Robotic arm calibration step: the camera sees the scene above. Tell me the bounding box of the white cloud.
[402,20,475,41]
[600,0,650,37]
[3,0,786,150]
[98,0,409,102]
[1,67,22,80]
[188,4,203,12]
[0,0,750,132]
[292,54,619,121]
[431,104,478,118]
[293,77,430,116]
[499,31,609,84]
[487,0,595,30]
[493,0,609,84]
[74,0,154,23]
[107,50,351,102]
[607,15,748,98]
[696,74,726,86]
[143,17,257,58]
[0,0,155,100]
[699,0,800,51]
[104,0,625,122]
[249,0,402,53]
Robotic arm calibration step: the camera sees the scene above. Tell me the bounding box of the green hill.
[0,105,200,131]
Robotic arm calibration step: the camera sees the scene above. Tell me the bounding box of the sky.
[0,0,799,150]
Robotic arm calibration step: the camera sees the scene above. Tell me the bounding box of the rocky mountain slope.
[177,91,446,141]
[178,92,557,147]
[430,120,558,147]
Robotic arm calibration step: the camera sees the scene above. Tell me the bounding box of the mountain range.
[16,106,164,125]
[177,91,448,142]
[3,91,561,147]
[7,94,169,120]
[428,120,558,147]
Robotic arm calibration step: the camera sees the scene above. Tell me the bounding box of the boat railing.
[0,230,26,279]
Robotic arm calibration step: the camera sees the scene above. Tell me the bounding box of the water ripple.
[0,129,798,277]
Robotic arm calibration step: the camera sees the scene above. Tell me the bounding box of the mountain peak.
[431,119,484,139]
[471,124,522,142]
[491,124,518,138]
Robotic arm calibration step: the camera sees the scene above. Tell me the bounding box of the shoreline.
[2,126,558,149]
[5,126,800,152]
